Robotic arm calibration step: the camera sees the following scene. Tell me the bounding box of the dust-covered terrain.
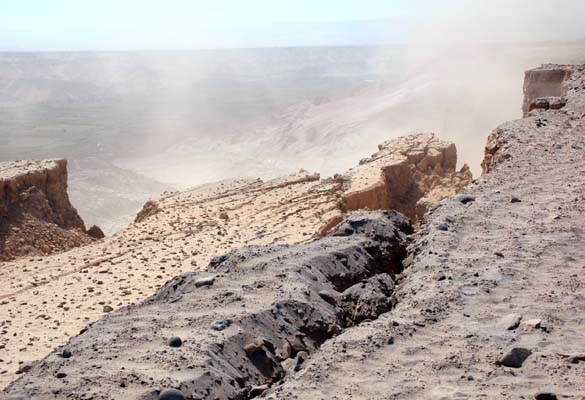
[2,64,585,399]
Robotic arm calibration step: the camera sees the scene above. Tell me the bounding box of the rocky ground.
[2,210,413,400]
[2,64,584,400]
[0,134,469,390]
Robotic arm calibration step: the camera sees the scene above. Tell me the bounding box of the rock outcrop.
[0,159,96,261]
[337,133,471,225]
[521,64,573,117]
[4,63,585,399]
[265,64,585,399]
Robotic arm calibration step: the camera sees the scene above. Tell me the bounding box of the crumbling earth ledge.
[0,159,100,261]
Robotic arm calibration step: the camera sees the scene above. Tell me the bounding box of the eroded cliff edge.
[0,159,101,262]
[0,134,470,390]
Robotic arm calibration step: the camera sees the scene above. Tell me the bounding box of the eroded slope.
[2,211,412,400]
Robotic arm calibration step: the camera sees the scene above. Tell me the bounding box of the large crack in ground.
[144,210,412,400]
[3,210,412,400]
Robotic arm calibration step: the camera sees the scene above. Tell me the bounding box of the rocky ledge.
[266,65,585,399]
[0,159,101,261]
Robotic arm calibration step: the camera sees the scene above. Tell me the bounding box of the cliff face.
[0,159,93,261]
[338,133,471,225]
[485,64,580,173]
[521,64,573,117]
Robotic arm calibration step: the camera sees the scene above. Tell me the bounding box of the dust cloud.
[370,0,585,174]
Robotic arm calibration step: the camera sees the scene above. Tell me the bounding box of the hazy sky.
[1,0,584,50]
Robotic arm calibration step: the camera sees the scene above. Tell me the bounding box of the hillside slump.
[0,159,98,261]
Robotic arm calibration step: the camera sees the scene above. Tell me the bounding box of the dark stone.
[55,372,67,379]
[456,195,476,205]
[61,348,72,359]
[159,388,186,400]
[332,210,413,237]
[15,362,34,375]
[498,347,532,368]
[294,351,309,371]
[86,225,105,239]
[318,290,337,306]
[168,336,182,348]
[535,392,558,400]
[210,319,232,331]
[510,197,522,203]
[437,223,449,231]
[435,272,446,281]
[249,385,269,397]
[194,276,215,288]
[498,314,522,331]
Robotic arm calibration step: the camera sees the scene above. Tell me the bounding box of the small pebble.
[159,388,186,400]
[62,348,72,359]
